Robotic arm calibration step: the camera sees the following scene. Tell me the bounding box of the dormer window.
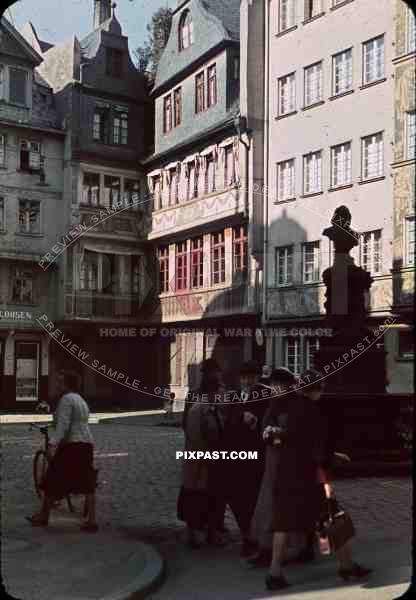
[179,10,193,51]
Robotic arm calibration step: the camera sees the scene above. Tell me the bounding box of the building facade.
[146,0,263,398]
[256,0,413,391]
[21,1,154,406]
[0,17,66,408]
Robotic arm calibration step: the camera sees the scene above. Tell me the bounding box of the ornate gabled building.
[21,1,155,406]
[145,0,263,397]
[0,16,66,408]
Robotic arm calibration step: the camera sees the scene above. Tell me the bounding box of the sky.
[4,0,176,59]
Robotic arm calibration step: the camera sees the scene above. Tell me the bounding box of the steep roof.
[80,13,122,60]
[200,0,240,41]
[0,16,43,65]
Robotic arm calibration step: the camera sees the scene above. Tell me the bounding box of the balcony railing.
[65,292,142,320]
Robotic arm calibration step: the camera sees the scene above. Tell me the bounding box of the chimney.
[93,0,112,29]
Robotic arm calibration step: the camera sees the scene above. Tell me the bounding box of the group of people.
[178,359,372,590]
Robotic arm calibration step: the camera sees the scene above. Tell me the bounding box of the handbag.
[322,496,355,552]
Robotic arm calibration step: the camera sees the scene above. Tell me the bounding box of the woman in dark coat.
[266,368,372,591]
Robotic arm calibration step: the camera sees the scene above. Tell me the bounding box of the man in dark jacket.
[222,360,272,556]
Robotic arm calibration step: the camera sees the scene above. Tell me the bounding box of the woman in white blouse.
[26,370,98,532]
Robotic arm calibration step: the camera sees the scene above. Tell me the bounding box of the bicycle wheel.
[33,450,48,498]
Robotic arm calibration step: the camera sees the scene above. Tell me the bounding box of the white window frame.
[8,66,28,106]
[303,150,322,194]
[284,337,301,375]
[304,0,323,21]
[330,141,352,188]
[277,159,295,201]
[302,241,320,283]
[12,267,34,304]
[20,140,41,171]
[362,35,385,85]
[278,0,296,32]
[332,48,353,96]
[306,337,320,369]
[275,245,294,286]
[405,216,415,266]
[278,72,296,116]
[361,132,383,180]
[406,111,415,160]
[407,6,416,54]
[360,230,382,274]
[304,61,323,107]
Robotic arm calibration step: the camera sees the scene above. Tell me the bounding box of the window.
[158,247,170,293]
[80,252,98,291]
[361,132,383,180]
[130,256,141,295]
[163,95,172,133]
[168,169,179,206]
[363,35,384,85]
[304,0,323,21]
[9,68,27,105]
[18,200,40,234]
[406,111,415,160]
[278,73,296,116]
[233,225,248,275]
[306,337,320,369]
[331,141,352,187]
[211,232,226,285]
[224,145,235,187]
[405,217,415,266]
[175,242,188,291]
[101,254,117,294]
[205,155,216,194]
[191,237,204,288]
[277,159,295,201]
[332,48,353,95]
[304,61,322,107]
[232,57,240,80]
[187,162,198,200]
[0,197,4,231]
[398,330,414,359]
[113,109,128,145]
[93,108,110,143]
[82,172,100,206]
[302,241,320,283]
[207,64,217,108]
[284,337,301,374]
[106,47,123,77]
[20,140,41,171]
[179,10,193,51]
[275,246,293,285]
[360,230,382,274]
[195,72,205,113]
[12,267,34,303]
[279,0,296,32]
[124,179,140,210]
[303,150,322,194]
[0,134,5,166]
[103,176,121,209]
[153,175,162,210]
[174,88,182,127]
[407,6,416,54]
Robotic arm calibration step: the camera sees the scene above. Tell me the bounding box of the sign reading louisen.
[0,311,33,320]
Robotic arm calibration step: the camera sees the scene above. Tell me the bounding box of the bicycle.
[29,423,91,518]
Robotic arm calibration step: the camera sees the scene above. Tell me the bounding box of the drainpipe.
[261,0,270,340]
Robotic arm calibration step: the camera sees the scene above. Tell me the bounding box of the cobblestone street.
[2,415,413,599]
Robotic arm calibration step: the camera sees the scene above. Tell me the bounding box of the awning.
[82,242,143,256]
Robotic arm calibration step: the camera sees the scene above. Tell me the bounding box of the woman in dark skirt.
[26,370,98,532]
[266,368,372,590]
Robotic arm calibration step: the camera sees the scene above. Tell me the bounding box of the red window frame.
[158,247,169,293]
[195,72,205,113]
[191,237,204,288]
[233,225,248,274]
[175,242,189,291]
[211,232,226,285]
[163,95,172,133]
[207,64,217,108]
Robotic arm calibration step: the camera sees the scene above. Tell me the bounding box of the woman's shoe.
[265,574,291,590]
[339,563,372,582]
